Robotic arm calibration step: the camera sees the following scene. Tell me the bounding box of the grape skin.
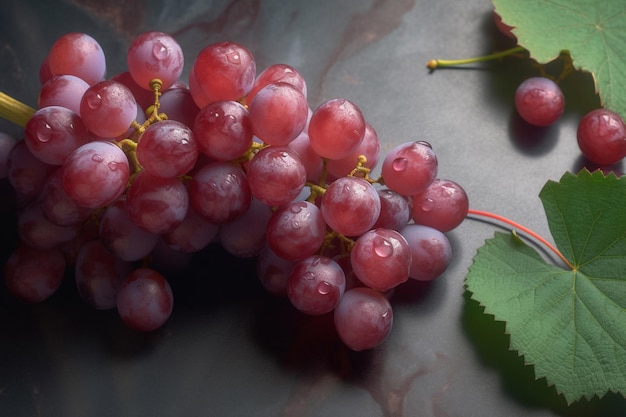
[514,76,565,127]
[577,108,626,166]
[287,255,346,316]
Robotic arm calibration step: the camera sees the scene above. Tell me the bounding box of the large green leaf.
[492,0,626,119]
[465,170,626,403]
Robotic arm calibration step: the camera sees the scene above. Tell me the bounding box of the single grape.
[400,224,452,281]
[136,120,198,178]
[62,141,130,208]
[127,31,184,91]
[576,108,626,166]
[163,205,220,254]
[266,200,327,261]
[193,100,253,161]
[308,98,366,159]
[321,176,381,237]
[188,161,252,224]
[38,167,93,226]
[245,146,307,207]
[158,87,200,128]
[514,76,565,127]
[410,178,469,232]
[287,255,346,316]
[218,198,273,258]
[116,268,174,332]
[246,63,307,104]
[327,122,380,178]
[372,188,411,231]
[350,228,412,292]
[248,82,309,146]
[334,287,393,351]
[37,74,90,115]
[256,245,295,297]
[80,80,138,138]
[99,198,160,262]
[6,139,55,201]
[75,239,132,310]
[125,171,189,234]
[47,32,106,85]
[381,141,437,196]
[192,41,256,103]
[24,105,89,165]
[4,244,66,303]
[18,203,78,250]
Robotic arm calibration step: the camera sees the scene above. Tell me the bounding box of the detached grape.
[577,108,626,166]
[514,76,564,127]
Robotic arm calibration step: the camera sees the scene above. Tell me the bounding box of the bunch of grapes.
[1,31,469,351]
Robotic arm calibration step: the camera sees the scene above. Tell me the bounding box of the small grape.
[127,31,184,91]
[80,80,138,138]
[287,255,346,316]
[381,141,438,197]
[577,108,626,166]
[410,178,469,232]
[308,98,366,159]
[400,224,452,281]
[47,32,106,85]
[514,76,565,127]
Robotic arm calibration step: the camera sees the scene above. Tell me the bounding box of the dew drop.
[290,202,304,213]
[392,157,408,172]
[291,221,300,230]
[382,309,391,319]
[421,198,435,212]
[35,121,52,143]
[108,161,120,171]
[86,91,102,110]
[91,153,104,162]
[304,271,315,280]
[317,281,331,295]
[373,236,393,258]
[152,40,169,60]
[226,51,241,65]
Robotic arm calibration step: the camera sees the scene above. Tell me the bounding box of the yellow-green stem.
[427,45,526,69]
[0,91,36,127]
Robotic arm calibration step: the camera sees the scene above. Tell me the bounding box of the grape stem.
[0,91,36,127]
[427,46,526,70]
[467,208,575,270]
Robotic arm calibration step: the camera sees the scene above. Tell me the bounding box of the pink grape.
[192,41,256,103]
[24,105,89,165]
[400,224,452,281]
[163,205,220,254]
[80,80,138,138]
[577,108,626,166]
[38,74,90,115]
[381,141,438,196]
[410,178,469,232]
[38,167,93,226]
[334,287,393,351]
[99,198,159,262]
[127,31,184,91]
[47,32,106,85]
[308,98,366,159]
[75,239,132,310]
[18,203,78,249]
[245,146,307,207]
[372,188,410,231]
[287,255,346,316]
[350,228,412,292]
[62,141,130,208]
[246,63,307,104]
[218,198,273,258]
[321,176,381,237]
[248,82,309,146]
[515,76,565,127]
[116,268,174,332]
[125,171,189,234]
[193,100,253,161]
[4,244,66,303]
[6,138,55,201]
[188,161,252,224]
[136,120,198,178]
[158,87,200,128]
[266,200,327,261]
[327,122,380,178]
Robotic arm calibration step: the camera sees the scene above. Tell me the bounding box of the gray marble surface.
[0,0,621,416]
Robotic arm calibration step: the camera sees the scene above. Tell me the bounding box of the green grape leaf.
[492,0,626,119]
[465,169,626,404]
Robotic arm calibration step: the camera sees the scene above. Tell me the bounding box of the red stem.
[467,208,575,270]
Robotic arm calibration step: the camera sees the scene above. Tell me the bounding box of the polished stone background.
[0,0,621,416]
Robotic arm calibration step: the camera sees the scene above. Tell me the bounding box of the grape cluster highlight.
[2,31,470,351]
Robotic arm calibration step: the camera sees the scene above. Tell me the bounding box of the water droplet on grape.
[35,121,52,143]
[373,236,393,257]
[304,271,315,280]
[317,281,331,295]
[86,91,102,110]
[291,221,300,229]
[108,161,120,171]
[421,198,435,212]
[152,40,169,60]
[91,153,104,162]
[226,51,241,65]
[290,202,304,213]
[208,112,219,123]
[382,309,390,319]
[392,157,408,172]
